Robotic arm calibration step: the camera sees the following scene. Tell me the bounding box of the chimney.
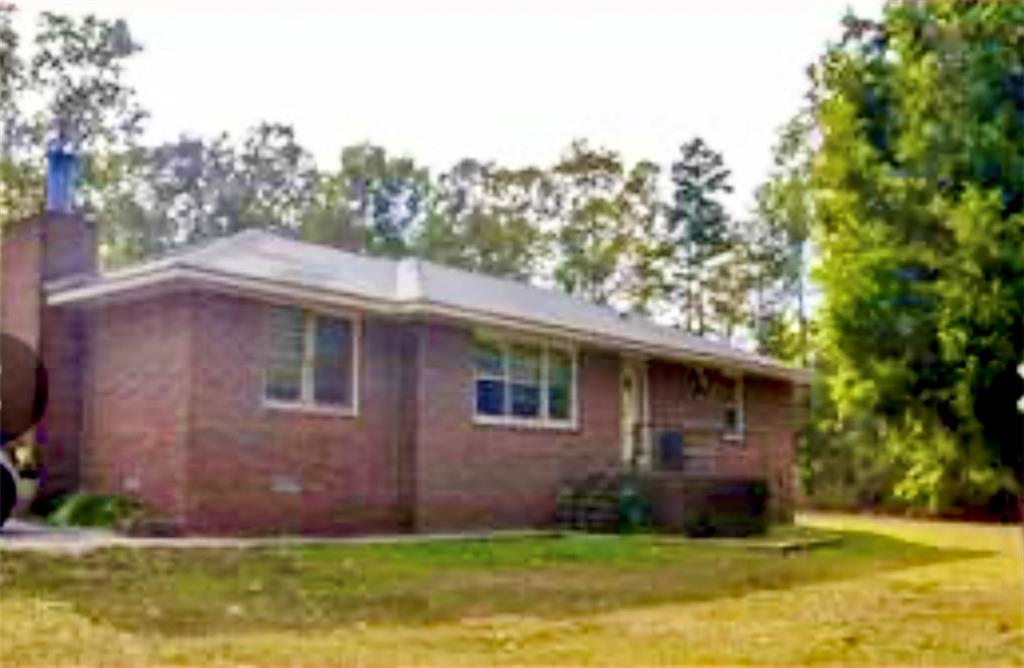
[38,143,96,282]
[1,142,96,348]
[0,143,97,501]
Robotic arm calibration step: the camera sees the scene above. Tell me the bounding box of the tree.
[616,159,668,315]
[704,242,756,343]
[667,137,734,335]
[548,140,630,305]
[749,113,815,362]
[1,9,146,223]
[415,159,549,280]
[300,164,369,253]
[300,144,430,257]
[98,124,317,265]
[341,144,429,257]
[809,0,1024,514]
[0,4,32,221]
[232,123,318,233]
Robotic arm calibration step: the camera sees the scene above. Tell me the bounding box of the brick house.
[2,155,810,535]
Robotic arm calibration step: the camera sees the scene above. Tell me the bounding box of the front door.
[620,360,642,467]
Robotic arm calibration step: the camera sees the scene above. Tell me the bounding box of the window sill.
[472,415,578,432]
[262,400,358,418]
[721,432,745,444]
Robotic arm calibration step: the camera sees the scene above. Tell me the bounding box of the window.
[471,334,575,427]
[265,307,305,403]
[313,317,353,406]
[472,339,505,417]
[265,306,356,412]
[547,349,573,421]
[509,344,542,418]
[722,374,744,439]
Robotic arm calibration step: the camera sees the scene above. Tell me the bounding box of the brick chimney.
[2,142,96,342]
[41,141,97,281]
[1,142,97,500]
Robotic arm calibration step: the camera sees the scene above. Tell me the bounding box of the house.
[1,150,810,535]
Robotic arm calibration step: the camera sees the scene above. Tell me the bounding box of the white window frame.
[471,330,578,430]
[263,305,360,417]
[721,372,745,442]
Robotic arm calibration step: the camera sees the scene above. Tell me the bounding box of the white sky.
[18,0,882,216]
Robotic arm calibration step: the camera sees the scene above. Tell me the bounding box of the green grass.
[0,513,1020,665]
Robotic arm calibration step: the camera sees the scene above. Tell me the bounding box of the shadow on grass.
[0,528,986,637]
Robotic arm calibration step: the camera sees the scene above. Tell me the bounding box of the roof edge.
[46,264,812,384]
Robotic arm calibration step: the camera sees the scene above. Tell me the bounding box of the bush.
[46,493,143,530]
[29,491,68,518]
[617,479,652,533]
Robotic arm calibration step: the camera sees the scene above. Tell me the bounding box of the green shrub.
[30,492,69,518]
[617,479,652,533]
[46,493,143,530]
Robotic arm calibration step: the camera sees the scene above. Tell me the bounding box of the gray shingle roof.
[47,230,810,382]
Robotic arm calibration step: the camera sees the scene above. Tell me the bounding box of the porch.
[623,420,768,476]
[584,351,795,535]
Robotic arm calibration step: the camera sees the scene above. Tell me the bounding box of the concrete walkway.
[0,518,557,555]
[0,518,117,554]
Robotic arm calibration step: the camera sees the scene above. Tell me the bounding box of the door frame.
[620,356,648,468]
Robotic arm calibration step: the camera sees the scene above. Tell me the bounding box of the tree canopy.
[805,0,1024,513]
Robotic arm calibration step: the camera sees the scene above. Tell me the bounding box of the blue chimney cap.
[46,141,78,214]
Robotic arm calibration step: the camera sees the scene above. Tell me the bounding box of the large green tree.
[414,159,549,279]
[548,140,630,304]
[616,159,667,315]
[809,0,1024,513]
[546,141,675,312]
[99,124,318,265]
[749,114,815,362]
[321,143,430,258]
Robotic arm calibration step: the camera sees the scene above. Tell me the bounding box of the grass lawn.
[0,513,1020,665]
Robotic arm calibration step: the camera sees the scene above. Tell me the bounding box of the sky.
[17,0,882,217]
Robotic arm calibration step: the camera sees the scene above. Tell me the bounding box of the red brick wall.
[1,213,96,342]
[646,359,801,519]
[39,213,97,281]
[185,293,405,535]
[395,325,421,530]
[37,307,89,492]
[75,287,800,535]
[1,220,43,347]
[182,305,622,534]
[2,213,95,497]
[81,294,193,525]
[744,376,802,520]
[411,322,622,531]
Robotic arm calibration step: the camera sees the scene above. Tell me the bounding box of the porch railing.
[626,420,760,475]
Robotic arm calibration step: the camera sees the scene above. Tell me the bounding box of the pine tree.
[667,137,734,335]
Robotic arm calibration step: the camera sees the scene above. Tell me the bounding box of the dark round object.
[1,334,49,445]
[0,467,15,527]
